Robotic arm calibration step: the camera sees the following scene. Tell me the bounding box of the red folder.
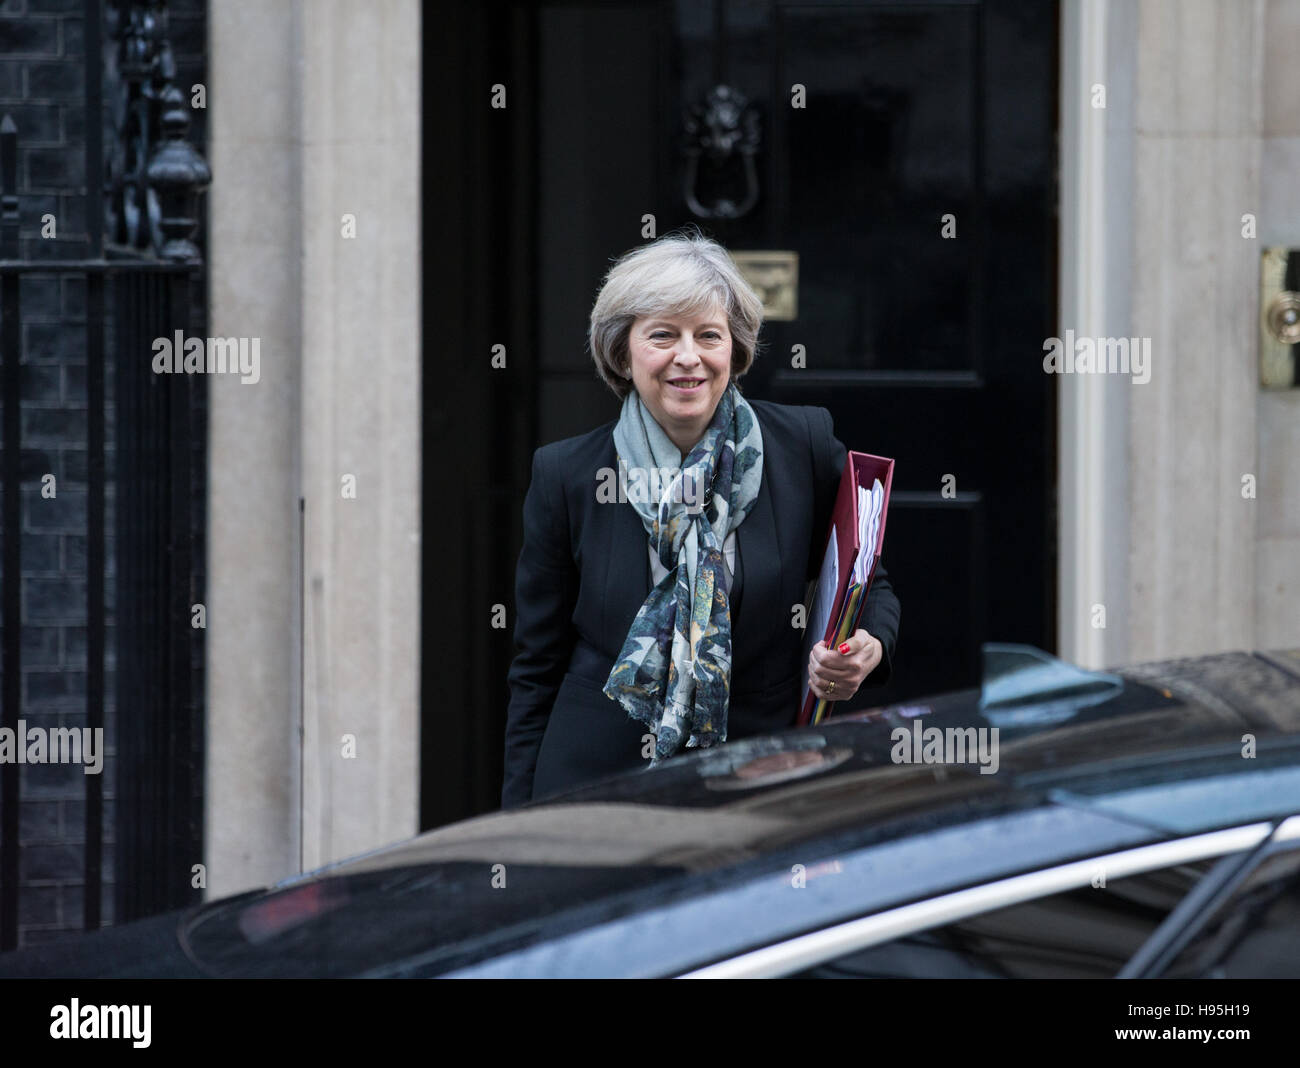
[797,451,895,726]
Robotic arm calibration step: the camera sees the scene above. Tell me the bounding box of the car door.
[1134,816,1300,980]
[679,823,1279,978]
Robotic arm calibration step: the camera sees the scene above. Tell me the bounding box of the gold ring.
[826,681,836,694]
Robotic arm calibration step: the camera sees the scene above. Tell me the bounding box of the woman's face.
[627,305,732,457]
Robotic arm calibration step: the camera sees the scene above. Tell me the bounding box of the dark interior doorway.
[421,0,1058,829]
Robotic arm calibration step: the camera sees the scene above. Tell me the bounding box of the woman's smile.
[628,307,733,456]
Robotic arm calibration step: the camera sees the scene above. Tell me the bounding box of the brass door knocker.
[682,85,761,220]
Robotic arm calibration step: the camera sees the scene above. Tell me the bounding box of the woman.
[502,231,900,808]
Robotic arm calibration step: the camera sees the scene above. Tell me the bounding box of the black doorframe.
[420,0,541,830]
[418,0,1059,829]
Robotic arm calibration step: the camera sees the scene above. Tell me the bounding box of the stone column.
[296,0,421,872]
[1126,0,1262,660]
[1256,0,1300,650]
[206,0,420,896]
[1058,0,1139,669]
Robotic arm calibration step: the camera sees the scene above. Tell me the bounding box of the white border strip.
[678,823,1273,978]
[1272,815,1300,841]
[1058,0,1111,670]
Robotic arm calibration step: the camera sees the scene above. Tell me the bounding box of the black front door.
[673,0,1060,704]
[421,0,1058,824]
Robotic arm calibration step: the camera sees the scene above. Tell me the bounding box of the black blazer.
[501,398,900,808]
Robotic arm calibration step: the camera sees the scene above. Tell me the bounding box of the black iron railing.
[0,0,209,950]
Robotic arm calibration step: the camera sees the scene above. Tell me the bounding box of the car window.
[1159,850,1300,979]
[786,857,1219,979]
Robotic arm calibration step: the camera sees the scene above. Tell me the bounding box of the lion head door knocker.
[682,85,761,220]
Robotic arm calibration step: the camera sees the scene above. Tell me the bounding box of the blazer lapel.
[601,484,653,646]
[731,440,780,675]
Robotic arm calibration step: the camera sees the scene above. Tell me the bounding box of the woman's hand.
[807,629,882,702]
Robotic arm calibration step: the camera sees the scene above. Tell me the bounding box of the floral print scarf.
[603,381,764,762]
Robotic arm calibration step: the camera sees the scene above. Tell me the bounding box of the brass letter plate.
[731,250,799,321]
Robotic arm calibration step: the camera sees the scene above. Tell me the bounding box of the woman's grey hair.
[589,230,765,398]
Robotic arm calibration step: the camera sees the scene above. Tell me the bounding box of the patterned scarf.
[603,381,764,762]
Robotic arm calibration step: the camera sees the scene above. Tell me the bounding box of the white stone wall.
[206,0,420,896]
[1061,0,1299,666]
[1256,0,1300,651]
[1126,0,1262,660]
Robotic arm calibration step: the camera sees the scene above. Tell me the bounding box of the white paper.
[852,479,884,585]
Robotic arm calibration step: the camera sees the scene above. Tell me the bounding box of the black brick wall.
[0,0,207,947]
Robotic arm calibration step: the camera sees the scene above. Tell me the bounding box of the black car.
[2,645,1299,979]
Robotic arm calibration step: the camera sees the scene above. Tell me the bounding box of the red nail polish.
[838,642,851,654]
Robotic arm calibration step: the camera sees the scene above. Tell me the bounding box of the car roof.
[321,649,1300,877]
[172,650,1300,977]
